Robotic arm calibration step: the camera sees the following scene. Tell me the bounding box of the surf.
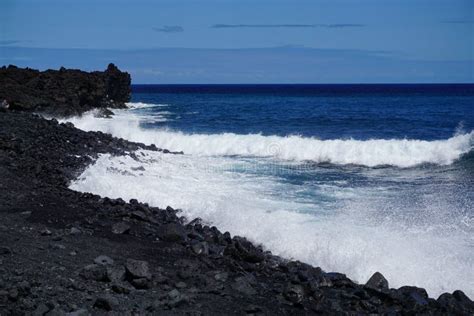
[63,106,473,168]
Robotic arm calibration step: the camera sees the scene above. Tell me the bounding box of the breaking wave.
[64,111,473,168]
[70,150,474,298]
[125,102,169,109]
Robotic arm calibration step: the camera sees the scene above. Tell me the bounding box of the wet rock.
[94,108,114,118]
[125,259,152,280]
[398,286,429,308]
[225,237,264,263]
[158,223,186,242]
[111,222,130,234]
[93,255,114,266]
[284,283,305,304]
[438,290,474,314]
[93,295,119,311]
[365,272,389,291]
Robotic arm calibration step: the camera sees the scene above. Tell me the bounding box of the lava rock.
[130,277,152,289]
[33,303,50,315]
[191,241,209,255]
[158,223,186,242]
[69,227,81,235]
[65,309,89,316]
[0,64,130,115]
[93,295,119,311]
[93,255,114,266]
[365,272,389,291]
[284,283,305,304]
[232,276,257,296]
[40,229,52,236]
[111,222,131,234]
[80,264,108,282]
[111,282,133,294]
[106,265,126,283]
[0,99,9,111]
[125,259,152,280]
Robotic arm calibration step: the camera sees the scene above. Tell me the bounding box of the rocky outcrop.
[0,64,130,116]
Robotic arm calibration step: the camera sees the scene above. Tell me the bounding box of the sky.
[0,0,473,83]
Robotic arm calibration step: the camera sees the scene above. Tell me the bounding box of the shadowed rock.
[0,64,130,116]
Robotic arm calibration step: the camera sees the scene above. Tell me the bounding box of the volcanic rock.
[93,295,119,311]
[93,255,114,266]
[111,221,131,234]
[158,223,186,242]
[125,259,152,280]
[365,272,389,291]
[0,64,130,115]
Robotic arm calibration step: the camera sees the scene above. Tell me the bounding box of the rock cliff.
[0,64,130,116]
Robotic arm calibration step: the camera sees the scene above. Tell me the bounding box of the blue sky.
[1,0,473,83]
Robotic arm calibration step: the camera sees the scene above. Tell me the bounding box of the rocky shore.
[0,66,473,315]
[0,64,130,116]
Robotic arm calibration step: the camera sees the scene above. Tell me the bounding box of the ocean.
[64,84,474,298]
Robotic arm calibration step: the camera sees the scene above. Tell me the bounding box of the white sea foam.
[64,107,474,297]
[71,150,474,298]
[125,102,169,109]
[63,110,473,168]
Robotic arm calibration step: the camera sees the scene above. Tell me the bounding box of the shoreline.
[0,66,473,314]
[0,114,472,315]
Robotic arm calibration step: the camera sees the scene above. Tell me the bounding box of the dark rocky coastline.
[0,64,130,116]
[0,66,473,315]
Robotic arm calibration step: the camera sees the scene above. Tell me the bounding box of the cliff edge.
[0,64,130,116]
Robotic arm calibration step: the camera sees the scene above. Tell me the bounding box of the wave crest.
[63,111,473,168]
[125,102,169,109]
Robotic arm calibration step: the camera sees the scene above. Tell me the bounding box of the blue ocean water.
[132,84,474,140]
[67,84,474,297]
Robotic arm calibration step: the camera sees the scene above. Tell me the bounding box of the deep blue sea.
[66,84,474,298]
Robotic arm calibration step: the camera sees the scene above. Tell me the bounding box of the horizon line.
[131,82,474,85]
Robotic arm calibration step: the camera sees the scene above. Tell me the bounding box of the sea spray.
[63,107,473,168]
